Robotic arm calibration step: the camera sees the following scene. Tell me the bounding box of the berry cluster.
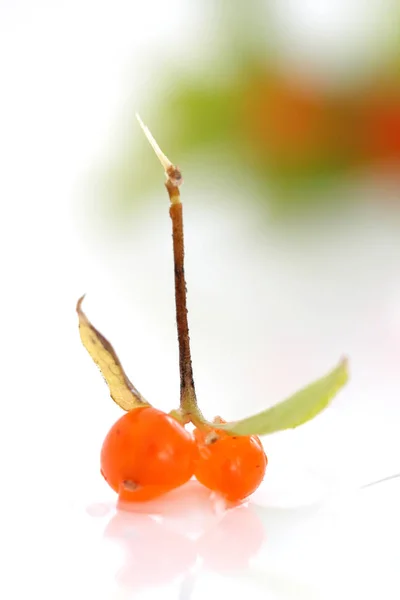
[101,407,267,504]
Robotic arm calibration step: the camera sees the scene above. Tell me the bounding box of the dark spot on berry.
[115,428,121,435]
[123,480,139,491]
[205,431,219,445]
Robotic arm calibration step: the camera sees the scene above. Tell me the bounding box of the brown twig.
[166,179,197,405]
[137,115,205,425]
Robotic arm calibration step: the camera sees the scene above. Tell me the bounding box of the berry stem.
[137,115,205,427]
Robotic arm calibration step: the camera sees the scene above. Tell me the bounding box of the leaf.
[76,296,150,411]
[216,358,349,436]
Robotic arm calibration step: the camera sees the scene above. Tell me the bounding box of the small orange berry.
[101,406,197,502]
[194,422,267,502]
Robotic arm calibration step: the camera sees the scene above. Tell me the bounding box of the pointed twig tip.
[136,113,173,173]
[76,294,86,313]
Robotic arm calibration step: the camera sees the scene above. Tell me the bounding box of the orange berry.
[194,422,267,502]
[101,406,197,502]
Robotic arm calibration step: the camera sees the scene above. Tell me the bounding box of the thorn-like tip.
[136,113,173,173]
[341,355,350,378]
[76,294,86,313]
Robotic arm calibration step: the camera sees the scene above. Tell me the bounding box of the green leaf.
[216,358,349,436]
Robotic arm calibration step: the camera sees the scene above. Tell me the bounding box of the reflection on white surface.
[83,480,322,599]
[78,475,400,599]
[86,480,266,593]
[104,511,198,590]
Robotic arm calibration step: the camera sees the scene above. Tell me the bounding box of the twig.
[137,114,205,426]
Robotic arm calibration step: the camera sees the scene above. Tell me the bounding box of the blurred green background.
[92,0,400,222]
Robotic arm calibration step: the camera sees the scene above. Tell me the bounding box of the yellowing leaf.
[217,358,348,436]
[76,296,150,411]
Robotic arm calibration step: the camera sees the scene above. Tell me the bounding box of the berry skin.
[101,406,197,502]
[194,421,267,503]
